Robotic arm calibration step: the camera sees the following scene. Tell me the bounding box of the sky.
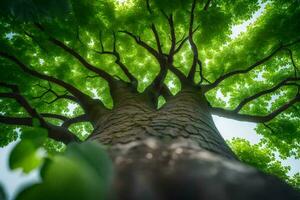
[1,1,300,200]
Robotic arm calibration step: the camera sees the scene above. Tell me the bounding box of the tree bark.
[88,86,299,200]
[90,86,235,159]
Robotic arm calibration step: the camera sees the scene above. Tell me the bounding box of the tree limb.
[119,30,161,60]
[0,51,98,119]
[233,77,300,113]
[0,116,33,126]
[40,113,69,121]
[210,93,300,123]
[33,82,79,104]
[96,32,138,89]
[151,24,163,55]
[34,23,114,85]
[187,0,201,82]
[203,39,300,92]
[160,84,173,101]
[0,82,79,143]
[62,114,89,129]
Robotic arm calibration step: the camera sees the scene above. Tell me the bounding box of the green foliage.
[15,142,113,200]
[228,138,299,188]
[0,0,299,195]
[9,127,47,173]
[9,139,44,173]
[0,126,18,147]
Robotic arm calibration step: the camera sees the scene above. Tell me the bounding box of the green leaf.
[9,140,43,173]
[16,142,114,200]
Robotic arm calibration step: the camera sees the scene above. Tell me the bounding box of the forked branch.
[203,39,300,92]
[0,82,79,143]
[210,87,300,123]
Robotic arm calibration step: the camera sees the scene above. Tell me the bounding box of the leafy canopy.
[0,0,300,193]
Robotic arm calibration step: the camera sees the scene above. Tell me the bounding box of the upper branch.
[62,114,89,129]
[151,24,163,55]
[285,48,299,77]
[96,33,138,89]
[119,30,161,60]
[167,14,176,60]
[0,51,99,118]
[33,82,79,104]
[203,39,300,92]
[0,82,79,143]
[160,84,173,101]
[34,23,114,85]
[210,93,300,123]
[233,77,300,113]
[187,0,200,82]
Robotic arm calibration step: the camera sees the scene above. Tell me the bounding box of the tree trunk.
[88,86,299,200]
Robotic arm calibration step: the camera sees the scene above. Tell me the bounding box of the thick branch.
[33,82,79,104]
[151,24,163,55]
[0,52,98,117]
[187,0,199,82]
[62,114,89,129]
[34,23,114,85]
[40,113,69,121]
[234,77,300,113]
[119,30,161,60]
[96,33,138,89]
[160,84,173,101]
[210,94,300,123]
[167,14,176,60]
[0,116,32,126]
[203,39,300,92]
[0,83,79,143]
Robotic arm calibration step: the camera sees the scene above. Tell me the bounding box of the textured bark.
[108,138,299,200]
[88,86,299,199]
[90,86,235,159]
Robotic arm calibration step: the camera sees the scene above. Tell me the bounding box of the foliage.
[229,138,300,189]
[0,0,299,198]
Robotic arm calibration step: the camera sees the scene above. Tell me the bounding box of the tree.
[0,0,300,199]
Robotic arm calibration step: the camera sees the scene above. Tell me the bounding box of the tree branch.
[167,14,176,60]
[62,114,89,129]
[203,39,300,92]
[0,82,79,143]
[0,116,33,126]
[210,93,300,123]
[33,82,79,104]
[160,84,173,101]
[96,33,138,89]
[151,24,163,55]
[119,30,161,60]
[234,77,300,113]
[187,0,200,82]
[0,51,98,119]
[34,23,114,85]
[40,113,69,121]
[285,48,299,77]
